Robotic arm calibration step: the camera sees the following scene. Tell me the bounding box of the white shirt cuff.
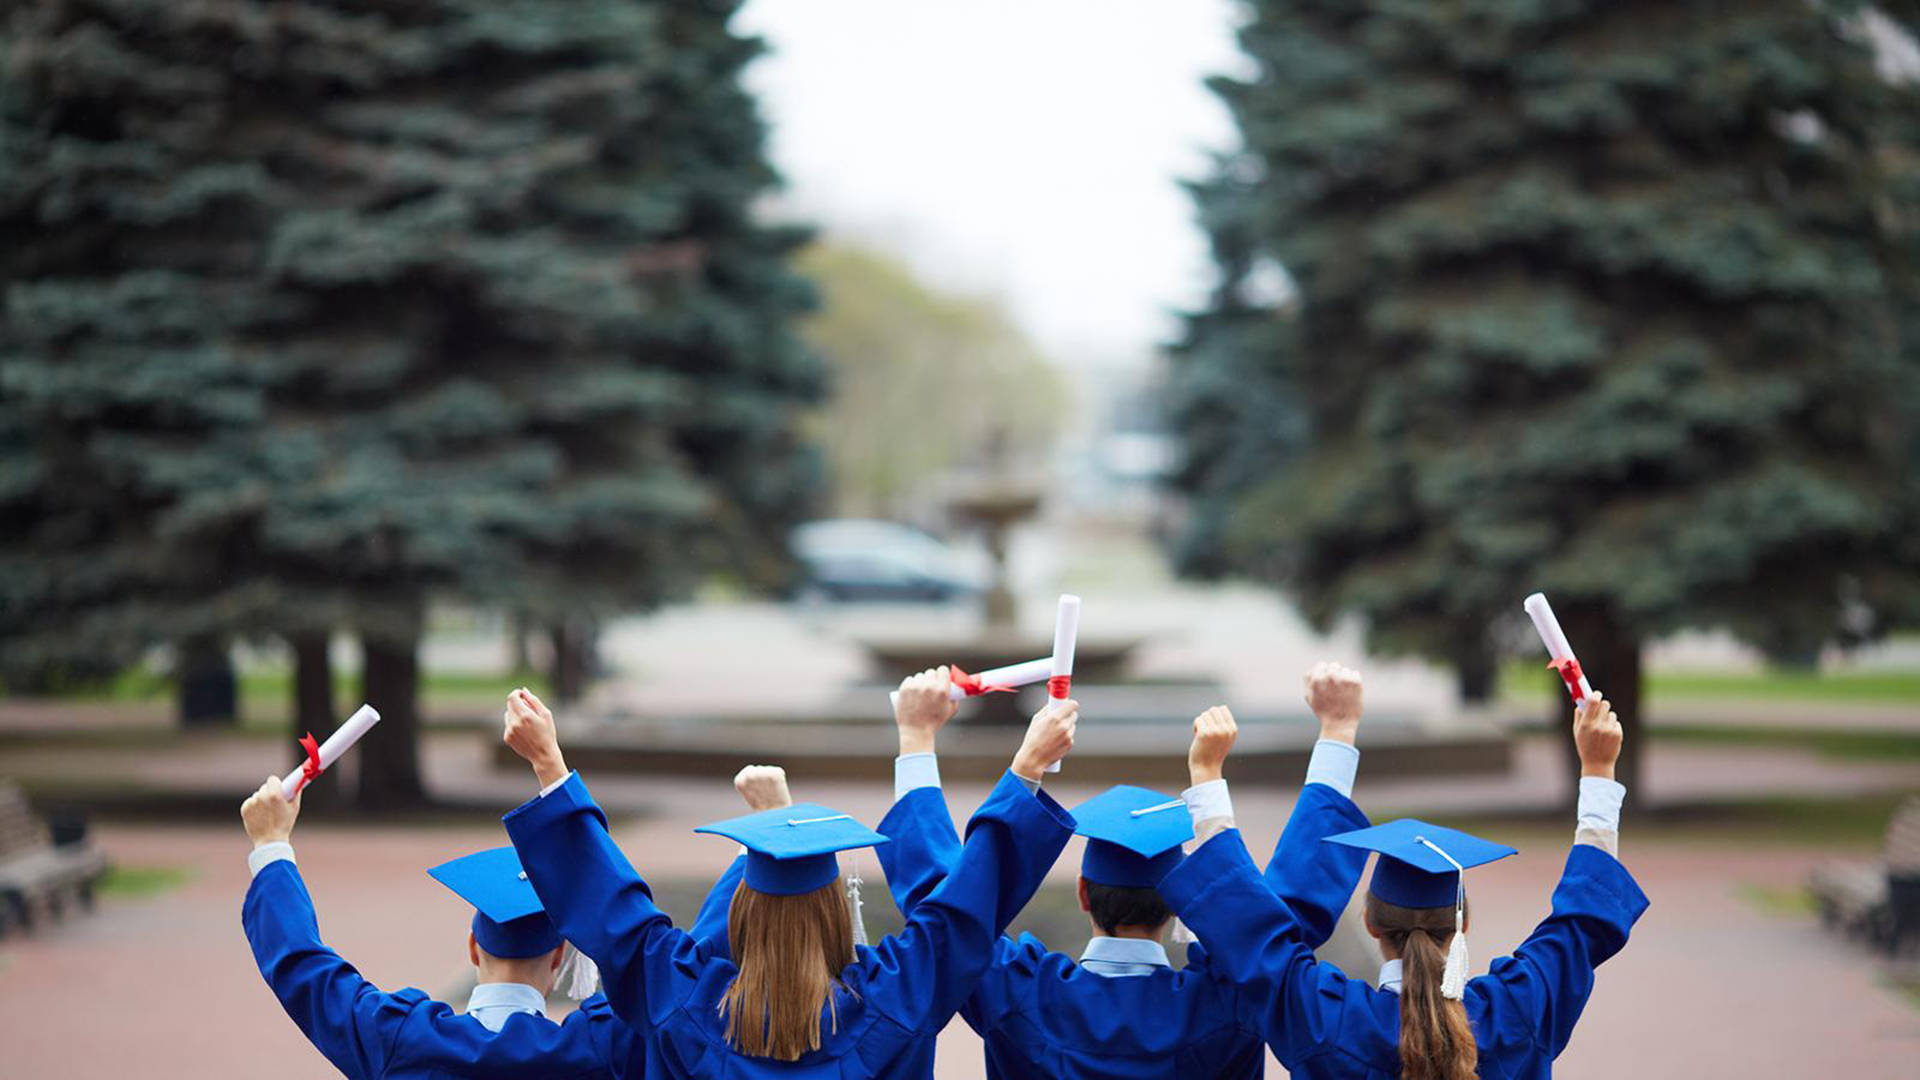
[1304,739,1360,798]
[1577,777,1626,832]
[538,770,576,799]
[1181,779,1233,830]
[248,841,296,878]
[894,753,941,800]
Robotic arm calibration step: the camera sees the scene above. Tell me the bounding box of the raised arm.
[861,698,1078,1033]
[1261,663,1372,944]
[238,776,411,1079]
[499,689,698,1038]
[1158,825,1355,1064]
[1479,694,1646,1057]
[876,668,964,915]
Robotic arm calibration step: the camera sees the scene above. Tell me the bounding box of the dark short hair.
[1085,880,1173,935]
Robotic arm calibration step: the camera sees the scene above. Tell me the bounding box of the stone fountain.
[851,456,1138,724]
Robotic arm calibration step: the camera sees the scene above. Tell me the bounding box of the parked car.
[789,519,984,603]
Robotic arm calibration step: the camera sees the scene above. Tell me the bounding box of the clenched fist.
[503,687,568,788]
[241,775,300,848]
[734,765,793,812]
[1573,695,1623,780]
[1303,661,1363,745]
[1013,699,1077,781]
[894,667,958,756]
[1188,706,1238,786]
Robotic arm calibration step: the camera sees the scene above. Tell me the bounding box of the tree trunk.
[176,634,238,728]
[288,632,341,811]
[509,610,534,675]
[1551,603,1644,813]
[547,619,596,704]
[357,633,426,809]
[1452,631,1497,704]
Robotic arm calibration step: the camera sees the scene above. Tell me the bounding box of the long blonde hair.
[1367,892,1478,1080]
[720,879,856,1061]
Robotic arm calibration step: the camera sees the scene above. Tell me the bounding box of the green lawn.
[97,864,195,899]
[22,666,550,732]
[1650,725,1920,762]
[1500,662,1920,704]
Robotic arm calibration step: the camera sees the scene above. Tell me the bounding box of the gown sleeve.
[687,854,746,958]
[1471,843,1650,1059]
[875,784,964,916]
[859,770,1074,1035]
[1158,827,1358,1062]
[503,773,702,1039]
[1261,782,1371,946]
[241,859,417,1079]
[873,781,1023,1033]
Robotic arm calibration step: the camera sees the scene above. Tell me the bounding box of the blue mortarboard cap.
[694,803,890,896]
[426,846,564,959]
[1072,785,1192,888]
[1324,819,1517,909]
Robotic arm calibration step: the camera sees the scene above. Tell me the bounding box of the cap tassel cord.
[787,813,854,826]
[1414,836,1470,1000]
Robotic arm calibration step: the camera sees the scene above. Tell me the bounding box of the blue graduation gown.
[241,859,635,1079]
[871,781,1371,1080]
[503,769,1075,1079]
[1157,829,1650,1079]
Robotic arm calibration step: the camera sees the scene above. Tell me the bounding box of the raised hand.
[1188,705,1238,786]
[894,666,958,755]
[241,775,301,848]
[1012,698,1077,781]
[503,687,568,788]
[1303,661,1364,745]
[1573,695,1623,780]
[734,764,793,812]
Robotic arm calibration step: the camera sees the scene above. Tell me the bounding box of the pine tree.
[1173,1,1920,800]
[2,0,822,806]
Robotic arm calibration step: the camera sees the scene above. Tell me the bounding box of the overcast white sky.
[736,0,1249,370]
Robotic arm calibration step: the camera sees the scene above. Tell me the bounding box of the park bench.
[1810,795,1920,957]
[0,780,109,936]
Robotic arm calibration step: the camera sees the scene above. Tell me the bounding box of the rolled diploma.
[1045,594,1081,772]
[281,704,382,800]
[887,656,1054,708]
[1522,593,1593,705]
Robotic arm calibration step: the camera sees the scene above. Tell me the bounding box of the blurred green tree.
[798,244,1064,518]
[1173,1,1920,801]
[0,0,821,807]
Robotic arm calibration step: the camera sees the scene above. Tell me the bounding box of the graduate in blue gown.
[873,664,1375,1080]
[1157,694,1650,1079]
[496,685,1080,1079]
[238,770,726,1078]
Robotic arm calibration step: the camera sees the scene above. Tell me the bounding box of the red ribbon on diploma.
[951,665,1015,697]
[1047,675,1071,700]
[298,732,323,789]
[1547,657,1584,702]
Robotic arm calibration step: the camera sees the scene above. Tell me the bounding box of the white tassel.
[1414,835,1471,1000]
[555,943,601,1000]
[1441,910,1469,1000]
[846,860,869,947]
